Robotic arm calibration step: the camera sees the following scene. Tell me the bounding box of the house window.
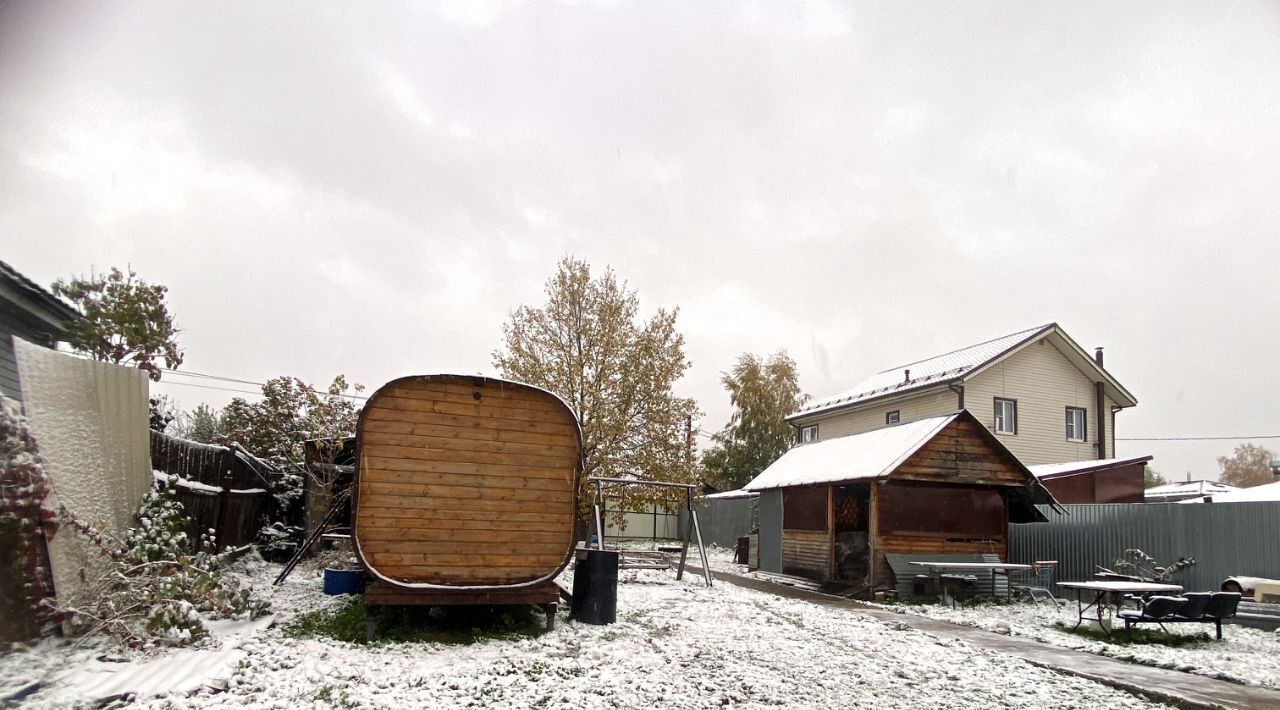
[799,425,818,443]
[1066,407,1087,442]
[886,410,900,425]
[994,398,1017,434]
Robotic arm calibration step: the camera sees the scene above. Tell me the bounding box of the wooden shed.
[1028,455,1151,504]
[745,410,1057,592]
[353,375,582,625]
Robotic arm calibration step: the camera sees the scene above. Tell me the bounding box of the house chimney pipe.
[1094,347,1104,367]
[904,369,910,383]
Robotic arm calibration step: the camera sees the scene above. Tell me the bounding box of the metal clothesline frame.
[587,476,713,588]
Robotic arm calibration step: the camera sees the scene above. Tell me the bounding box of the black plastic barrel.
[570,549,618,625]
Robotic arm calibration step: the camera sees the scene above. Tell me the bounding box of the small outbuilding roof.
[788,323,1137,422]
[702,489,759,500]
[1177,480,1278,503]
[743,414,954,491]
[1147,479,1240,501]
[1029,455,1153,480]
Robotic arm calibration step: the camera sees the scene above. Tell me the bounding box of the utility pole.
[685,415,693,475]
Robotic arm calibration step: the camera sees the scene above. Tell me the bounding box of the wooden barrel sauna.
[353,374,582,589]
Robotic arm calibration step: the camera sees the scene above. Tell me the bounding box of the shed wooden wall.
[354,376,580,587]
[782,530,829,579]
[871,415,1022,588]
[895,416,1028,486]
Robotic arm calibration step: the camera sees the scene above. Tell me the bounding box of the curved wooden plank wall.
[353,375,581,587]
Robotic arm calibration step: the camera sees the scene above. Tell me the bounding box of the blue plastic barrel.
[323,568,366,596]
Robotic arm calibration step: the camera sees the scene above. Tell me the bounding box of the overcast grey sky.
[3,1,1278,480]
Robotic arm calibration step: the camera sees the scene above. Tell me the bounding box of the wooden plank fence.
[149,431,274,550]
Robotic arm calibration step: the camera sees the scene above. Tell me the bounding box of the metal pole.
[676,487,692,581]
[691,508,712,588]
[593,480,606,551]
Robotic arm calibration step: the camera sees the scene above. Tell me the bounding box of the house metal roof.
[0,259,79,324]
[789,322,1137,421]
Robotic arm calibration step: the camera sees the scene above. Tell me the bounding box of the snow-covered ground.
[864,594,1280,690]
[1,547,1172,709]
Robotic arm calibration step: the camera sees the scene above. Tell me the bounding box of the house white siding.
[963,337,1112,465]
[799,389,957,441]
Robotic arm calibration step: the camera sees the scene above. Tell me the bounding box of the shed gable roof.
[789,322,1136,421]
[743,414,954,491]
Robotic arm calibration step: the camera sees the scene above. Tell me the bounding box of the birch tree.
[493,257,699,521]
[702,351,807,490]
[1217,444,1277,488]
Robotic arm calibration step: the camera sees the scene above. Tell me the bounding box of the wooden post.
[827,486,835,581]
[213,452,232,551]
[868,483,879,590]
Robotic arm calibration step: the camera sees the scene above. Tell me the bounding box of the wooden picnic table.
[909,562,1034,599]
[1057,581,1184,637]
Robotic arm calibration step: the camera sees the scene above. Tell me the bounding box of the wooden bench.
[1118,592,1241,641]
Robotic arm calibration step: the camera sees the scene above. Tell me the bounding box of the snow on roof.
[1178,480,1280,503]
[743,414,955,491]
[1029,455,1153,479]
[702,489,759,500]
[0,258,79,323]
[1146,479,1240,499]
[790,324,1052,420]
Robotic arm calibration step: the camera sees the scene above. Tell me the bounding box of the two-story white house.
[787,323,1138,467]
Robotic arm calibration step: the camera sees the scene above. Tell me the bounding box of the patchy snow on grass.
[872,597,1280,689]
[5,555,1170,709]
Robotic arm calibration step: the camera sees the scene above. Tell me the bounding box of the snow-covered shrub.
[1111,548,1195,582]
[0,396,59,642]
[123,484,191,562]
[60,480,267,647]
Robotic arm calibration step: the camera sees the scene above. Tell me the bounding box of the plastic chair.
[1118,595,1187,640]
[1202,592,1241,640]
[1173,592,1212,620]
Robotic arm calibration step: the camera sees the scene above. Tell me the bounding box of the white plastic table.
[1057,580,1184,636]
[909,562,1034,599]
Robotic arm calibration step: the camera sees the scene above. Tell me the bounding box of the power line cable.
[155,380,269,398]
[1117,435,1280,442]
[155,367,369,401]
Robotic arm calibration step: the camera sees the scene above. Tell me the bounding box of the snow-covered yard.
[2,549,1173,709]
[865,593,1280,690]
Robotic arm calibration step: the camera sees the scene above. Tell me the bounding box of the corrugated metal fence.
[1009,502,1280,592]
[678,497,756,548]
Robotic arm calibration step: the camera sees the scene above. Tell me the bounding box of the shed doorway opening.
[833,484,870,583]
